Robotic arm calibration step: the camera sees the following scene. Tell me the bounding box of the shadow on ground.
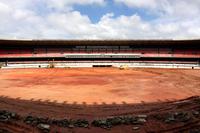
[0,95,200,133]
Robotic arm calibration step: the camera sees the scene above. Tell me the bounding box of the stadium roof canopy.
[0,39,199,46]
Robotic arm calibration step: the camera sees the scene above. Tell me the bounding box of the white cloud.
[114,0,157,8]
[0,0,199,39]
[45,0,106,11]
[114,0,200,18]
[0,2,11,13]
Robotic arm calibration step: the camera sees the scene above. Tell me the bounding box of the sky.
[0,0,200,40]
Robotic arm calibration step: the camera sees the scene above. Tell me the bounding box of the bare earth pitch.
[0,68,200,104]
[0,68,200,132]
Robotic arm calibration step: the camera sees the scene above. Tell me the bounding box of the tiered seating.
[0,47,200,58]
[140,48,159,57]
[0,49,33,57]
[173,49,200,58]
[158,48,173,57]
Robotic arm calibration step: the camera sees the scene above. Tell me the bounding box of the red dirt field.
[0,68,200,133]
[0,68,200,104]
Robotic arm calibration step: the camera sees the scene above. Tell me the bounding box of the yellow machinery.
[119,65,129,70]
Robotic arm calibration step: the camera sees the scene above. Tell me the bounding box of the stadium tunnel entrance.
[92,65,113,67]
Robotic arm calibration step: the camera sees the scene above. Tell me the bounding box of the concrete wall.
[2,62,200,69]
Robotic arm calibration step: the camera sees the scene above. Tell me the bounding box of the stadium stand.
[0,40,200,68]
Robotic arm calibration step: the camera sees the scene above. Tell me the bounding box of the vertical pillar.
[5,60,8,66]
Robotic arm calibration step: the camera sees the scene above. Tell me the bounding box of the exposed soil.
[0,96,200,133]
[0,68,200,104]
[0,68,200,132]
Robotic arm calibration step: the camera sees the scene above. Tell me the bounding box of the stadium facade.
[0,40,200,68]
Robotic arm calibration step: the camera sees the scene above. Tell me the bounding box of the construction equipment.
[119,65,129,70]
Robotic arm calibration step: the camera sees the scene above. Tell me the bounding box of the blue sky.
[74,1,158,23]
[0,0,200,40]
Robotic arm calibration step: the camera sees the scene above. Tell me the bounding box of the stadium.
[0,39,200,68]
[0,39,200,132]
